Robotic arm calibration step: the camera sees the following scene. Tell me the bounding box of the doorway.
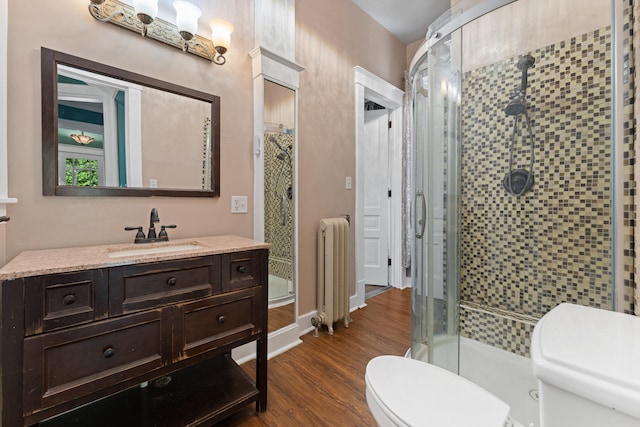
[363,102,390,294]
[354,66,405,309]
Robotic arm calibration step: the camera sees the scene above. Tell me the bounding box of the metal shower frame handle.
[415,190,427,238]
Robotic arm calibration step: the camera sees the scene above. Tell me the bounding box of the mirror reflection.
[264,80,296,333]
[42,48,220,197]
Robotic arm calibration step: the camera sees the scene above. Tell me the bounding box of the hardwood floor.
[218,288,411,426]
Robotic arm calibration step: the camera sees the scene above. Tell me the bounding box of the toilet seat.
[365,355,511,427]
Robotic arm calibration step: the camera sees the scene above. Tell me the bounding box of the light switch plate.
[346,176,352,190]
[231,196,248,213]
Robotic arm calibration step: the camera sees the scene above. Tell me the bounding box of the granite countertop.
[0,235,270,280]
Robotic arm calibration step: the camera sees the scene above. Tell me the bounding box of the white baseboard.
[232,323,302,364]
[233,298,372,365]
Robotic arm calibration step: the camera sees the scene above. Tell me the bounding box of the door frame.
[354,66,404,309]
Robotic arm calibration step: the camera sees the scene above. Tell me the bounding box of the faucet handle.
[158,224,176,239]
[125,226,145,242]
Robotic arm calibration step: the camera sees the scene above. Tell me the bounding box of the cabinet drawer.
[175,288,262,359]
[221,251,263,291]
[23,308,171,417]
[24,270,108,336]
[109,256,221,315]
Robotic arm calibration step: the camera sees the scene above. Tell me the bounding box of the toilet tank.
[531,303,640,427]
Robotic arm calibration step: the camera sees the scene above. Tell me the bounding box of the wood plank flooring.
[218,288,411,426]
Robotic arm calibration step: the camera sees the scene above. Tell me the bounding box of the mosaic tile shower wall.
[264,131,294,282]
[459,25,624,356]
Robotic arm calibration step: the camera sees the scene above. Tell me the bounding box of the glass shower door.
[411,31,462,374]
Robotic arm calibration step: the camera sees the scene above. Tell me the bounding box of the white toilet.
[365,355,514,426]
[366,303,640,427]
[531,303,640,427]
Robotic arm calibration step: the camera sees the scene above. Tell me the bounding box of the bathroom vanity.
[0,235,268,426]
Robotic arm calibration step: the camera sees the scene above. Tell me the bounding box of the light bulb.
[133,0,158,25]
[211,19,234,54]
[174,1,201,41]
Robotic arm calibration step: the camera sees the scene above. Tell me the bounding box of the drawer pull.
[218,315,227,324]
[103,346,115,359]
[62,294,76,305]
[237,266,246,274]
[167,277,177,286]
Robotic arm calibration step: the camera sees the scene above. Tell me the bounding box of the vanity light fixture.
[70,131,95,145]
[88,0,232,64]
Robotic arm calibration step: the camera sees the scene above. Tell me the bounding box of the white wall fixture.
[88,0,233,64]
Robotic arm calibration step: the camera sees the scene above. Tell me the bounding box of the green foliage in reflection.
[65,158,99,187]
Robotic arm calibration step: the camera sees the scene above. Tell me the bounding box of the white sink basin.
[107,242,204,258]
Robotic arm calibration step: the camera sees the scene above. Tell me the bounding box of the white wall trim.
[232,323,303,364]
[0,0,16,217]
[354,66,404,308]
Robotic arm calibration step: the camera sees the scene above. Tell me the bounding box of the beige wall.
[5,0,255,258]
[4,1,407,322]
[141,88,210,190]
[406,39,425,70]
[264,82,295,129]
[296,0,406,314]
[462,0,610,71]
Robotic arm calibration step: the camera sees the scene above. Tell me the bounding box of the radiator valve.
[311,314,325,337]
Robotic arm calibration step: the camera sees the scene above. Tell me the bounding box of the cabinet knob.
[62,294,76,305]
[217,315,227,324]
[167,277,177,286]
[103,346,115,359]
[237,265,246,274]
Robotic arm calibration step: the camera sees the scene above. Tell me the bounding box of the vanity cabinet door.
[24,270,108,336]
[174,287,262,360]
[221,250,263,291]
[109,256,222,315]
[22,308,172,418]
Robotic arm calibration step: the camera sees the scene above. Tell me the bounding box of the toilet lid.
[366,355,510,427]
[531,303,640,420]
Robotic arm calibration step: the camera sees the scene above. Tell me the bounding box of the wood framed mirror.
[41,47,220,197]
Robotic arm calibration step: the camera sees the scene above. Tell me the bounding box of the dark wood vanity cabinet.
[1,248,268,427]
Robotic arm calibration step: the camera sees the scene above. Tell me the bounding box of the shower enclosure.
[264,124,294,307]
[410,0,630,425]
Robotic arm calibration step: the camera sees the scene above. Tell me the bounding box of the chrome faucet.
[124,208,177,243]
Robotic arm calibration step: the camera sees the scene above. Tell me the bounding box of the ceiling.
[352,0,451,44]
[152,0,451,46]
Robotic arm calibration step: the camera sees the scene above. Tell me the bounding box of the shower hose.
[506,109,535,197]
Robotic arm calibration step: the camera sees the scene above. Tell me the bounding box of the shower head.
[504,96,526,116]
[517,55,535,71]
[276,150,288,161]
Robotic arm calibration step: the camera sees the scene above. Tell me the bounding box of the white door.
[363,108,390,286]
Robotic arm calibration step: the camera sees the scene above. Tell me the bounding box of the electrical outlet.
[346,176,352,190]
[149,178,158,188]
[231,196,248,213]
